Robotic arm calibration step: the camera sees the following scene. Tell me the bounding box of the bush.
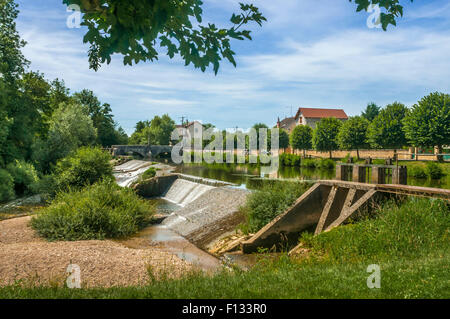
[301,158,317,169]
[409,166,427,179]
[0,169,15,202]
[426,162,445,179]
[142,167,157,180]
[240,181,311,233]
[318,158,335,170]
[30,180,155,241]
[6,160,39,196]
[53,147,113,192]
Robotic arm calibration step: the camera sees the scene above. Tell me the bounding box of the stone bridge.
[111,145,173,158]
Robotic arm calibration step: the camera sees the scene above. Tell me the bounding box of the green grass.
[1,197,447,299]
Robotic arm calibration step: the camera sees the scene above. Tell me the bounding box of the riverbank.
[0,216,192,288]
[1,197,448,298]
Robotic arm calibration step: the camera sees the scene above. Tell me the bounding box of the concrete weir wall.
[134,173,249,249]
[241,182,376,253]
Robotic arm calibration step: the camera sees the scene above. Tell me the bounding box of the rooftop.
[295,107,348,119]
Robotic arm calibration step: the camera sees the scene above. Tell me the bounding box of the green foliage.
[290,125,313,153]
[361,102,380,121]
[337,116,369,156]
[426,162,445,180]
[32,102,97,172]
[278,129,290,149]
[240,181,311,233]
[301,197,449,262]
[367,102,408,150]
[63,1,266,73]
[350,0,413,31]
[301,158,317,169]
[73,89,127,147]
[280,153,301,167]
[30,180,155,241]
[129,114,175,146]
[313,117,343,157]
[141,167,157,180]
[408,165,427,179]
[6,160,39,196]
[0,0,29,84]
[0,169,15,202]
[53,147,113,193]
[318,158,335,170]
[403,92,450,154]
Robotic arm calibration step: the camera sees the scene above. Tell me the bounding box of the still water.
[174,163,449,189]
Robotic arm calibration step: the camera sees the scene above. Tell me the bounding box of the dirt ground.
[0,216,191,288]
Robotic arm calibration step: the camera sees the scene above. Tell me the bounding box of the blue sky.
[15,0,450,134]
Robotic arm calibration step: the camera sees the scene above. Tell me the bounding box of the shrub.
[53,147,113,192]
[0,169,15,202]
[142,167,157,180]
[30,180,155,241]
[318,158,335,170]
[6,160,39,196]
[301,158,317,169]
[409,166,427,179]
[426,162,445,179]
[240,181,311,233]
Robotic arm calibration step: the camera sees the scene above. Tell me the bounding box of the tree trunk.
[303,149,306,158]
[329,150,332,159]
[356,149,360,160]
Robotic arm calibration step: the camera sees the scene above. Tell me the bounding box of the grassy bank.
[1,197,448,299]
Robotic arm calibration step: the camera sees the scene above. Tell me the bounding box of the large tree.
[290,125,313,157]
[32,102,97,172]
[403,92,450,162]
[129,114,175,146]
[73,89,129,147]
[313,118,343,159]
[367,102,408,152]
[279,129,290,151]
[64,0,411,72]
[361,102,380,122]
[337,116,369,159]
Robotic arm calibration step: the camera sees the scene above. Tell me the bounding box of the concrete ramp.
[241,181,379,253]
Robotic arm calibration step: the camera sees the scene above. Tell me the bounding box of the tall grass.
[239,181,312,233]
[31,180,155,241]
[300,198,449,263]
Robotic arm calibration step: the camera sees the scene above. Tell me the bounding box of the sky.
[14,0,450,135]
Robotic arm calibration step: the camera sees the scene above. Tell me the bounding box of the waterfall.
[162,179,214,207]
[113,160,152,187]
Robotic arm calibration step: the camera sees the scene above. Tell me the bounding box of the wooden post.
[371,166,386,184]
[393,166,407,185]
[352,165,366,183]
[336,164,349,181]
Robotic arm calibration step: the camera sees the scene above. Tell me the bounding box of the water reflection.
[174,163,449,189]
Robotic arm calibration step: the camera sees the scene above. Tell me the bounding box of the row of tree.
[287,93,449,161]
[0,0,127,174]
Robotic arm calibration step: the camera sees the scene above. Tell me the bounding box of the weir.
[241,180,450,254]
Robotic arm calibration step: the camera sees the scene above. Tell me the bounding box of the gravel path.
[0,217,191,288]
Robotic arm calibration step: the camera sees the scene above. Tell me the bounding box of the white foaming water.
[113,160,152,187]
[163,179,214,207]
